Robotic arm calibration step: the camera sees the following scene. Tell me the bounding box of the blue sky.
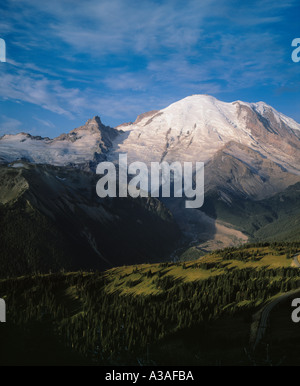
[0,0,299,137]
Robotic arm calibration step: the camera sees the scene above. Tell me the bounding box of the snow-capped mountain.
[1,94,300,200]
[1,95,300,172]
[0,116,118,166]
[111,95,300,174]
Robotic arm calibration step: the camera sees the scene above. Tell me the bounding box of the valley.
[0,95,300,366]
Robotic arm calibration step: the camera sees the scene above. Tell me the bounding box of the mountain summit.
[112,95,300,174]
[0,116,118,166]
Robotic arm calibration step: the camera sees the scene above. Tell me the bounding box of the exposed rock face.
[233,102,300,173]
[204,141,300,201]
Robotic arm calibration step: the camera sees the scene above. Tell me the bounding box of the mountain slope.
[204,141,300,200]
[201,181,300,242]
[0,163,180,277]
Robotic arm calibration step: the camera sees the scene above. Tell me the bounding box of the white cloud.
[0,64,86,117]
[0,0,298,127]
[2,0,216,56]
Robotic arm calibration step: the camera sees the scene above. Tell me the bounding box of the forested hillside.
[1,242,300,365]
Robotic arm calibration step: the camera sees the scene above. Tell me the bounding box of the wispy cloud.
[0,63,86,117]
[0,0,299,132]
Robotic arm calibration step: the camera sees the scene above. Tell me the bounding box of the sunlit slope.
[1,242,299,366]
[103,243,300,296]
